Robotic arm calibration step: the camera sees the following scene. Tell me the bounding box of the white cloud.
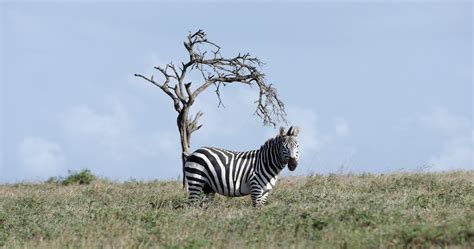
[50,83,359,180]
[61,99,131,152]
[171,84,357,175]
[57,76,357,180]
[334,117,350,137]
[60,95,181,180]
[418,107,471,137]
[417,108,473,171]
[18,137,66,179]
[284,106,356,174]
[189,92,347,175]
[146,131,181,156]
[190,86,268,149]
[286,106,326,153]
[188,85,350,163]
[428,131,473,171]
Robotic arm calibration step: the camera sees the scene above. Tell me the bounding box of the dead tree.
[135,30,286,167]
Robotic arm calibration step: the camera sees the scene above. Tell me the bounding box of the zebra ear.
[279,127,286,136]
[287,126,300,137]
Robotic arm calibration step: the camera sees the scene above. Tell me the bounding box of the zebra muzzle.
[288,158,298,171]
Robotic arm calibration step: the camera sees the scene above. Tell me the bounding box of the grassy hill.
[1,171,473,248]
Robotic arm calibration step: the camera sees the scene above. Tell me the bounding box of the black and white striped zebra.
[184,126,300,207]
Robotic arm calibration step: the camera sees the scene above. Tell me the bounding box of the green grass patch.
[0,171,473,248]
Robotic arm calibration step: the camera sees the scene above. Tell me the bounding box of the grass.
[1,171,473,248]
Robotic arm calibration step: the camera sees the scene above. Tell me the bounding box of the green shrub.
[61,169,96,185]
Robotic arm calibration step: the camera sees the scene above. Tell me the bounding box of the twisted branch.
[135,29,286,137]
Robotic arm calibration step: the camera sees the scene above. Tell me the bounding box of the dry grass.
[1,171,473,248]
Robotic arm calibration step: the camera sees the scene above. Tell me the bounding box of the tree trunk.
[177,107,191,188]
[177,108,190,165]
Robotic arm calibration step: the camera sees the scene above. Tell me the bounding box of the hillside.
[1,171,473,248]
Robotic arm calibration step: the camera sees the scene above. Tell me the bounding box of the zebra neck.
[255,144,285,179]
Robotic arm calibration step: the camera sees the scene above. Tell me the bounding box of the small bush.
[45,176,60,184]
[61,169,96,185]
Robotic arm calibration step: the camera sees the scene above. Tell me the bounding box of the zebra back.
[184,135,286,197]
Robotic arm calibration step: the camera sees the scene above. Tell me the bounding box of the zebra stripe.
[184,127,300,207]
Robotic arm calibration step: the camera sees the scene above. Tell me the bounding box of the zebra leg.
[250,184,265,208]
[259,191,270,206]
[252,191,270,208]
[186,179,205,205]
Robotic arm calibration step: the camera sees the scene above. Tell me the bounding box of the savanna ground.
[1,171,473,248]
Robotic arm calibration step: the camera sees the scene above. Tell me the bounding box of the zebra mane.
[261,134,284,149]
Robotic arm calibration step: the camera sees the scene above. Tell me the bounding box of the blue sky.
[1,1,472,183]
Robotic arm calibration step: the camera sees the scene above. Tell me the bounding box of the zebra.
[183,126,300,207]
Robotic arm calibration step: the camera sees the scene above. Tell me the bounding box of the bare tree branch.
[177,30,286,125]
[133,73,182,112]
[187,110,204,133]
[134,30,287,176]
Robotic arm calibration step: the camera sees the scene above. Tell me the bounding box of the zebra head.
[279,126,300,171]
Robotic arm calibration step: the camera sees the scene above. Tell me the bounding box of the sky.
[1,0,472,183]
